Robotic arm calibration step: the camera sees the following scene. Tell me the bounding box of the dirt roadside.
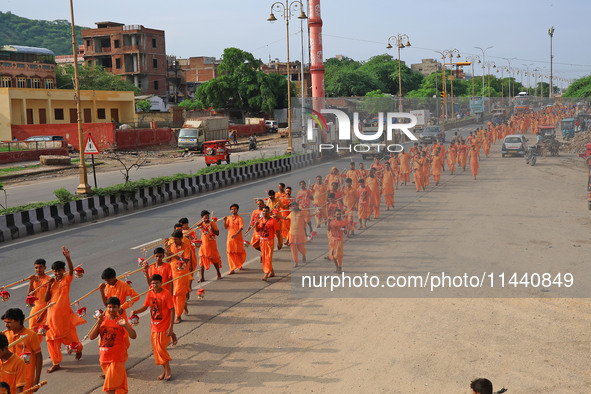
[92,149,591,393]
[0,134,287,185]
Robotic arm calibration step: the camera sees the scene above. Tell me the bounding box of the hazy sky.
[2,0,590,85]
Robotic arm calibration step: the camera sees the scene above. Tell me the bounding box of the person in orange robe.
[325,167,342,190]
[224,203,247,274]
[431,148,443,186]
[198,211,222,281]
[381,161,395,210]
[388,154,400,188]
[344,162,360,190]
[311,176,328,228]
[89,296,136,393]
[280,187,293,244]
[421,151,430,188]
[398,151,411,185]
[356,178,371,229]
[132,274,176,381]
[0,333,26,394]
[2,308,42,391]
[296,181,313,234]
[358,162,369,180]
[247,199,266,251]
[483,136,491,158]
[26,259,50,340]
[289,203,307,267]
[99,267,139,363]
[469,144,480,179]
[327,209,348,274]
[366,168,381,219]
[144,247,173,294]
[44,246,85,373]
[256,206,282,281]
[437,141,446,171]
[370,157,385,182]
[166,230,194,323]
[410,154,423,192]
[458,140,468,170]
[265,190,284,246]
[342,178,358,236]
[446,142,457,175]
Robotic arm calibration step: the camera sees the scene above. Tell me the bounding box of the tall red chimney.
[308,0,324,112]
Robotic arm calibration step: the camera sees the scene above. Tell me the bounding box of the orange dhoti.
[151,331,171,365]
[470,157,479,177]
[47,330,83,366]
[260,237,275,274]
[172,274,190,317]
[329,239,344,264]
[101,361,127,394]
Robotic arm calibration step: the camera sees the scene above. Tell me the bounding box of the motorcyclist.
[249,134,257,150]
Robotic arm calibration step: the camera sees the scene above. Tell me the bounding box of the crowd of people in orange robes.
[0,104,575,394]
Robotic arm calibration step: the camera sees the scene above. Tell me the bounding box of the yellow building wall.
[0,88,135,139]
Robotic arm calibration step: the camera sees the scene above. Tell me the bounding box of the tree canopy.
[0,11,86,55]
[56,64,140,94]
[191,47,293,115]
[563,75,591,97]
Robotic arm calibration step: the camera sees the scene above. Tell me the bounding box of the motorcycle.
[249,139,258,151]
[525,145,542,166]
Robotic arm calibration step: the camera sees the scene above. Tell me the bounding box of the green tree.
[136,99,151,113]
[195,47,293,115]
[360,89,393,114]
[563,75,591,97]
[325,69,380,97]
[56,64,140,93]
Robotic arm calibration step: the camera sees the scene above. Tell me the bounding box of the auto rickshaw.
[203,139,231,166]
[538,125,560,157]
[560,118,575,140]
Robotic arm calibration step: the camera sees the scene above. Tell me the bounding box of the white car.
[501,134,528,157]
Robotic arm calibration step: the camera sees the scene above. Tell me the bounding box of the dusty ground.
[1,133,287,185]
[82,148,590,393]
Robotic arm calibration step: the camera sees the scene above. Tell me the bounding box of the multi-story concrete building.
[260,59,311,97]
[178,56,220,98]
[411,59,440,76]
[0,45,57,89]
[82,22,167,96]
[55,45,85,65]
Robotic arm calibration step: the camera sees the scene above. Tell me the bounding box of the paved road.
[4,141,289,207]
[0,123,489,393]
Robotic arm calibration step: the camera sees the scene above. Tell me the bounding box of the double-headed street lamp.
[437,49,461,123]
[483,61,495,111]
[474,46,493,114]
[268,0,307,154]
[497,65,509,106]
[548,26,555,98]
[465,55,480,114]
[386,33,411,111]
[522,63,534,95]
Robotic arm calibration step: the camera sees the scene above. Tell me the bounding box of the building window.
[45,79,54,89]
[116,58,121,69]
[154,80,159,90]
[153,58,158,68]
[54,108,64,120]
[86,39,91,47]
[31,78,41,88]
[17,77,26,88]
[114,39,120,48]
[152,38,157,48]
[1,76,12,88]
[97,108,106,119]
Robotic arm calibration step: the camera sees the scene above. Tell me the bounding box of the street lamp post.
[69,0,91,195]
[386,34,411,112]
[437,49,461,125]
[268,0,307,155]
[465,55,480,115]
[474,46,493,115]
[483,61,495,112]
[522,63,533,95]
[548,26,554,98]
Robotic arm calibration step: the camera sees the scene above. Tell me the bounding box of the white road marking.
[131,239,162,250]
[10,282,29,290]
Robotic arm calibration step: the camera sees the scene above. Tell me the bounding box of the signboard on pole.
[83,135,100,155]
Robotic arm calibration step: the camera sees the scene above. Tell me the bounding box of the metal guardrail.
[0,140,65,152]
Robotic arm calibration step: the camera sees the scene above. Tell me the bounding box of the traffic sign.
[84,134,100,155]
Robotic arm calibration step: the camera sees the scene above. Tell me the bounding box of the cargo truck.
[177,117,229,152]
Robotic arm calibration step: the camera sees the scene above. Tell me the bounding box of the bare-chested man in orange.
[382,161,395,210]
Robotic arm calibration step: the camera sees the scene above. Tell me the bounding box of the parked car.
[502,134,528,157]
[419,126,445,144]
[265,120,278,133]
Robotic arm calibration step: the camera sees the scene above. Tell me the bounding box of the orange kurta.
[366,176,381,218]
[5,327,41,390]
[144,289,174,365]
[382,169,395,208]
[257,217,278,274]
[46,274,85,366]
[28,275,50,336]
[357,185,372,220]
[0,353,26,394]
[198,221,221,270]
[168,241,192,317]
[399,152,411,183]
[289,211,307,263]
[225,215,246,271]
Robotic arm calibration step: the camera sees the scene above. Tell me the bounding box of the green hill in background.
[0,11,88,55]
